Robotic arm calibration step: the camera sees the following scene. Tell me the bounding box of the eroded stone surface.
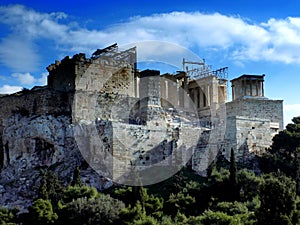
[0,44,284,210]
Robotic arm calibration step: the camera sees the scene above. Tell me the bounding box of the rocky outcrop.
[0,113,112,212]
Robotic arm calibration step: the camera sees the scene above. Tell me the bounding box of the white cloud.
[12,72,36,85]
[284,103,300,112]
[0,4,67,39]
[0,85,22,94]
[11,72,48,87]
[0,72,49,94]
[283,104,300,126]
[0,36,39,72]
[0,5,67,72]
[37,73,48,86]
[2,5,300,73]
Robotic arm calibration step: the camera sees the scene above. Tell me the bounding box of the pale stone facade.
[225,75,283,161]
[0,44,283,180]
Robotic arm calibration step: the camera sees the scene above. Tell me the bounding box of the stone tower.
[225,74,283,160]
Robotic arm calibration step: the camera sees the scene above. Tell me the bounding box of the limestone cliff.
[0,113,112,212]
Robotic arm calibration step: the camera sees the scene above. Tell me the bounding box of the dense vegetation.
[1,116,300,225]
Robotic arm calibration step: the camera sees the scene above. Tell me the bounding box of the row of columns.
[190,86,210,109]
[232,77,264,101]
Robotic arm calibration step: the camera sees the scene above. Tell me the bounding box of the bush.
[0,207,18,225]
[58,194,125,225]
[28,199,58,225]
[213,201,248,216]
[256,174,297,225]
[133,215,159,225]
[62,185,98,203]
[237,169,262,201]
[199,210,235,225]
[164,191,195,216]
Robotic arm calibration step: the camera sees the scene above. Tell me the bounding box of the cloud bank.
[0,85,22,94]
[1,5,300,73]
[283,104,300,126]
[0,72,47,94]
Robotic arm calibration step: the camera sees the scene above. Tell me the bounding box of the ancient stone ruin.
[0,43,283,210]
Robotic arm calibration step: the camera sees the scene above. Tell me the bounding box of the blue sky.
[0,0,299,125]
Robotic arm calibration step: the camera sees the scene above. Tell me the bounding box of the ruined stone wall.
[47,55,86,92]
[73,57,136,123]
[224,116,274,158]
[188,76,224,109]
[235,117,274,154]
[111,123,203,184]
[226,98,283,129]
[96,93,139,122]
[138,70,163,125]
[225,98,283,159]
[75,60,134,95]
[160,75,179,109]
[139,70,161,105]
[112,123,167,179]
[0,89,72,124]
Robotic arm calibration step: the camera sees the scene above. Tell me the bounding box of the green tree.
[133,186,147,214]
[213,201,248,216]
[237,169,261,201]
[199,210,235,225]
[111,186,163,219]
[164,191,195,217]
[270,116,300,158]
[71,166,83,187]
[62,185,98,203]
[260,116,300,193]
[58,193,125,225]
[28,199,58,225]
[256,174,297,225]
[206,167,232,202]
[229,148,239,201]
[144,193,164,218]
[0,207,18,225]
[111,186,136,206]
[37,170,63,204]
[119,201,145,225]
[38,172,49,200]
[212,201,256,224]
[260,117,300,194]
[132,215,159,225]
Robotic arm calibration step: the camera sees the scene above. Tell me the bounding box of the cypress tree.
[229,148,238,201]
[71,166,83,187]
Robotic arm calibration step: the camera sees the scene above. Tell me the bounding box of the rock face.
[0,113,111,212]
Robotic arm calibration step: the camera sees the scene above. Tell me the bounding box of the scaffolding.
[183,58,228,80]
[91,43,137,68]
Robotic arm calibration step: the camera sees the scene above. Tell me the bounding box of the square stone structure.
[225,74,283,160]
[0,44,284,178]
[41,46,286,174]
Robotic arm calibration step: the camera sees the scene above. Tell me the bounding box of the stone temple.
[0,43,283,187]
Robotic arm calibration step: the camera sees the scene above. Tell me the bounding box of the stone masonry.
[0,44,284,208]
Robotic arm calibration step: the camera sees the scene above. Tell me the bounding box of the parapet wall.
[225,98,283,159]
[47,54,89,92]
[226,98,283,129]
[225,116,275,158]
[0,89,73,124]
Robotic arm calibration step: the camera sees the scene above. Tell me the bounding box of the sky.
[0,0,299,126]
